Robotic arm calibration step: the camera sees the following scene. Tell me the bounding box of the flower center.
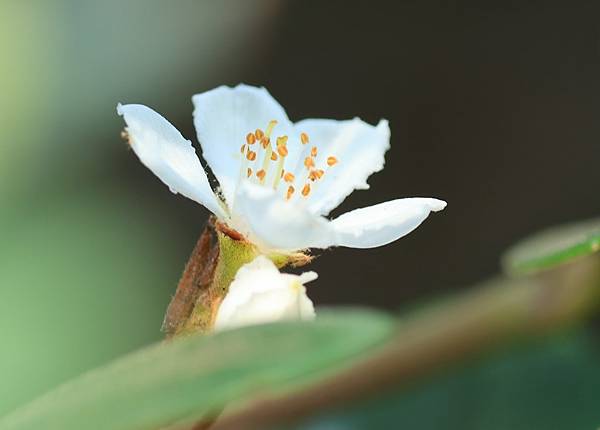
[238,120,338,201]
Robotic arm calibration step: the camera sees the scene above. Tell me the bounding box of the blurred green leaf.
[0,190,184,416]
[297,328,600,430]
[0,309,393,430]
[502,218,600,275]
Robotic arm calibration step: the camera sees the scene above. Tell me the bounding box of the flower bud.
[214,256,316,331]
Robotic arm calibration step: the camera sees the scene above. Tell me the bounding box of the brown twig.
[162,217,219,337]
[211,254,600,430]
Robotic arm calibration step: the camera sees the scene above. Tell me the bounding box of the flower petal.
[192,84,294,206]
[117,103,227,219]
[330,198,447,248]
[214,256,316,331]
[231,181,337,251]
[293,118,390,216]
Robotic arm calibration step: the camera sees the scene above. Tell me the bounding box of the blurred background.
[2,1,600,428]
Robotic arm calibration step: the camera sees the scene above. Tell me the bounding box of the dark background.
[2,0,600,423]
[138,0,600,306]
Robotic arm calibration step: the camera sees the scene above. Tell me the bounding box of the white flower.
[213,256,316,331]
[117,84,446,253]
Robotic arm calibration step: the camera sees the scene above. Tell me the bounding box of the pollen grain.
[300,132,309,145]
[286,186,295,200]
[301,183,311,196]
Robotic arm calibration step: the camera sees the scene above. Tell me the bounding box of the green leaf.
[0,308,394,430]
[0,191,181,417]
[502,218,600,275]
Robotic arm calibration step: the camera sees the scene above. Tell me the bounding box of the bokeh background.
[2,1,600,428]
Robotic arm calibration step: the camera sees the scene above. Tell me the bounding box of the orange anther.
[304,156,315,169]
[301,183,311,196]
[256,169,266,181]
[311,146,318,157]
[246,151,257,161]
[247,168,252,177]
[240,144,246,154]
[284,172,295,183]
[300,132,309,145]
[309,169,324,181]
[246,133,256,145]
[271,152,278,161]
[255,129,264,140]
[277,145,288,157]
[261,137,270,149]
[327,156,338,166]
[286,185,295,200]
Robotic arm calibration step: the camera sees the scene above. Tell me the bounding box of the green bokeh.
[0,191,176,415]
[0,0,275,416]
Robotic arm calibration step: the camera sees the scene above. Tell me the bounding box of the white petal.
[293,118,390,216]
[192,84,294,206]
[231,181,337,252]
[330,198,447,248]
[117,103,227,219]
[214,256,316,331]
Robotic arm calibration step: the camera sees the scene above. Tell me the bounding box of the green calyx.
[178,232,259,335]
[176,230,310,336]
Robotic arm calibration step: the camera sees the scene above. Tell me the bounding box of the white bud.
[214,256,316,331]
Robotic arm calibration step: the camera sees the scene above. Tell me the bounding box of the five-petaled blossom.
[213,255,316,331]
[117,84,446,253]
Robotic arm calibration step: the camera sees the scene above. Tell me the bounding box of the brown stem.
[211,254,600,430]
[162,217,219,338]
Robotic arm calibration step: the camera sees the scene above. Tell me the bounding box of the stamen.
[284,172,295,183]
[286,186,295,200]
[271,137,287,189]
[260,142,273,175]
[300,132,309,144]
[301,183,311,196]
[309,170,324,181]
[311,146,318,157]
[256,121,278,185]
[265,120,278,137]
[247,151,257,161]
[240,144,246,153]
[277,145,288,157]
[327,156,338,166]
[255,129,264,140]
[247,168,252,177]
[304,157,315,169]
[246,133,256,145]
[256,169,266,182]
[277,135,289,146]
